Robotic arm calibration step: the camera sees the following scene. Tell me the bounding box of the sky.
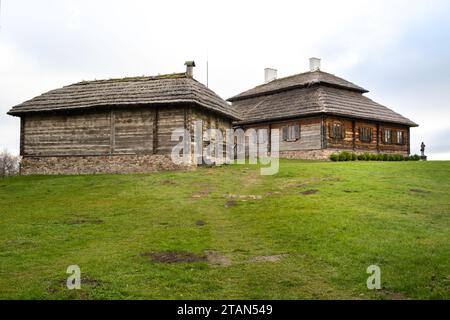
[0,0,449,159]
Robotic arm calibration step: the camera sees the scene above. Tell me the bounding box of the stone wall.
[279,148,409,161]
[21,155,190,175]
[279,149,336,160]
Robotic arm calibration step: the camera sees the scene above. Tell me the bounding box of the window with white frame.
[383,129,392,144]
[396,131,405,145]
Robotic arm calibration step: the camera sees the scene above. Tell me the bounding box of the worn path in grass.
[0,160,449,299]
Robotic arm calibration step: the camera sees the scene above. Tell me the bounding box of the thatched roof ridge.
[228,70,368,102]
[8,73,240,120]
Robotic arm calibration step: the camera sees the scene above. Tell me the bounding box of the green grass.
[0,160,449,300]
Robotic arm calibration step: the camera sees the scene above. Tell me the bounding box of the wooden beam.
[110,109,115,155]
[20,117,25,156]
[407,127,411,155]
[352,120,356,150]
[376,123,380,153]
[321,115,327,149]
[268,123,272,153]
[153,108,159,154]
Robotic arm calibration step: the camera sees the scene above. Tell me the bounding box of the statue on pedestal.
[420,142,427,161]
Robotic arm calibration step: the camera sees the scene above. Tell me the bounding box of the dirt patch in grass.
[160,179,177,186]
[65,219,104,225]
[343,190,359,193]
[191,190,211,199]
[249,254,288,263]
[227,194,263,201]
[381,289,408,300]
[141,251,207,264]
[47,276,105,294]
[224,200,238,208]
[410,188,429,194]
[195,220,206,226]
[206,251,232,267]
[301,189,319,196]
[293,177,340,188]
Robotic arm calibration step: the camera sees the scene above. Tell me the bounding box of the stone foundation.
[21,154,189,175]
[279,149,337,160]
[279,149,409,161]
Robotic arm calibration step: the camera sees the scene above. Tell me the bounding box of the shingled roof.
[7,73,240,120]
[229,70,417,127]
[228,70,368,102]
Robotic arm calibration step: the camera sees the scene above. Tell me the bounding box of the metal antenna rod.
[206,50,209,88]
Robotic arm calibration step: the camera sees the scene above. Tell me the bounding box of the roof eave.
[228,82,368,102]
[233,111,418,127]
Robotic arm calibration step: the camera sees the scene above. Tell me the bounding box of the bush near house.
[331,152,421,162]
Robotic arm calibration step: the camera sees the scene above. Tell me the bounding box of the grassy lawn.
[0,160,449,300]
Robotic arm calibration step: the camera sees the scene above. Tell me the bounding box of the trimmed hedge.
[330,152,421,162]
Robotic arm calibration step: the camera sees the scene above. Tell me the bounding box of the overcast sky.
[1,0,449,159]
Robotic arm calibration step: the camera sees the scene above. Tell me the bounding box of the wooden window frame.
[282,124,300,142]
[395,130,404,145]
[359,127,372,143]
[382,129,392,144]
[329,122,345,140]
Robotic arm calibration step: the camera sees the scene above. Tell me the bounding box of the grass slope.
[0,160,449,299]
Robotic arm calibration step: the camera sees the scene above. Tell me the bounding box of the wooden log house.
[8,59,418,175]
[229,58,418,160]
[7,62,238,175]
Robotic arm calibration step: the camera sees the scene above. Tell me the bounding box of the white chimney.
[264,68,277,83]
[309,57,321,72]
[185,61,196,78]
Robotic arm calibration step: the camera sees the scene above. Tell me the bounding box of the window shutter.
[282,127,288,141]
[328,123,334,138]
[391,130,397,145]
[337,124,344,139]
[294,124,300,140]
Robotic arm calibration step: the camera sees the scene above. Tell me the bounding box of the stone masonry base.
[279,149,409,161]
[21,149,410,175]
[20,155,189,175]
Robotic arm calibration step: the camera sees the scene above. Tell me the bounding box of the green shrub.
[332,151,410,162]
[339,152,351,161]
[330,153,339,162]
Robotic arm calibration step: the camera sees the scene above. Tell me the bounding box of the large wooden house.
[7,62,239,175]
[8,59,417,175]
[229,58,418,160]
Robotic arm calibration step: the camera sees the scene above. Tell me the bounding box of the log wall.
[21,105,233,159]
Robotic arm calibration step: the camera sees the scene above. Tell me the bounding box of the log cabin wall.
[23,110,112,156]
[241,116,323,152]
[377,123,409,154]
[19,104,235,174]
[325,116,410,154]
[21,106,200,157]
[156,107,186,155]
